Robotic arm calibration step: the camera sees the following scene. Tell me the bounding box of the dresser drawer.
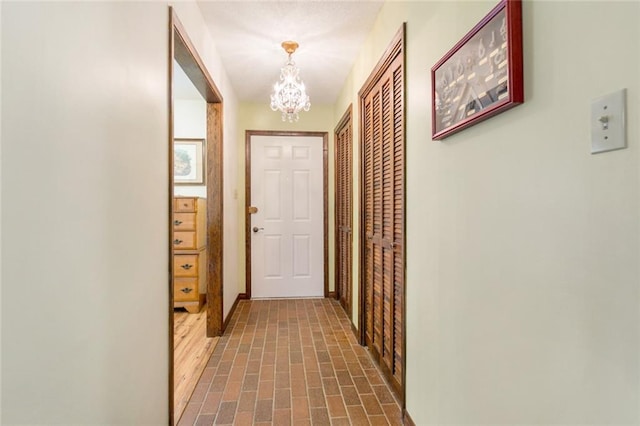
[174,254,198,277]
[174,277,198,302]
[173,212,196,231]
[174,198,195,212]
[173,231,196,250]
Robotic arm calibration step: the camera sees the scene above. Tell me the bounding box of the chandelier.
[270,41,311,122]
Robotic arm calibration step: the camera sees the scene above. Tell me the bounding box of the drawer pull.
[173,239,183,245]
[180,264,193,270]
[174,220,183,226]
[180,287,193,294]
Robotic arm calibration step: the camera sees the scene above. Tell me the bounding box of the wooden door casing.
[359,25,405,401]
[170,9,225,424]
[334,106,353,318]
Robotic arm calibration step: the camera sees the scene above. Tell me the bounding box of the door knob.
[252,226,264,233]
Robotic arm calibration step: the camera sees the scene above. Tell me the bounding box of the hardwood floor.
[174,304,219,424]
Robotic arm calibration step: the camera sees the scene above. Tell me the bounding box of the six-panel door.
[251,135,324,298]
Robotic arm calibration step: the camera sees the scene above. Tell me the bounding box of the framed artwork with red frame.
[431,0,523,140]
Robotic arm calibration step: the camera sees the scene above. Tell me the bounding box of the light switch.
[591,89,627,154]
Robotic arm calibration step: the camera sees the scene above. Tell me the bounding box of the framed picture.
[431,0,523,140]
[174,138,206,185]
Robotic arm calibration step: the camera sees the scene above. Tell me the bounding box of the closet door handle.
[180,264,193,270]
[173,239,183,245]
[180,287,193,294]
[173,220,183,226]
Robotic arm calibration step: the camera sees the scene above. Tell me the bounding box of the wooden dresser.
[173,196,206,313]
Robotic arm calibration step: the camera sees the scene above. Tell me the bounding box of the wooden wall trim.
[170,9,224,339]
[223,293,248,331]
[351,322,359,342]
[335,104,353,133]
[245,130,330,299]
[399,24,408,410]
[358,24,405,98]
[358,104,364,344]
[168,8,176,425]
[170,7,225,423]
[207,103,224,336]
[172,10,222,103]
[323,132,329,298]
[403,409,417,426]
[244,131,252,298]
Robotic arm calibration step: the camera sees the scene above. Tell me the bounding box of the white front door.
[250,134,324,298]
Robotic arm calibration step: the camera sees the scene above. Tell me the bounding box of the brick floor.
[178,298,403,426]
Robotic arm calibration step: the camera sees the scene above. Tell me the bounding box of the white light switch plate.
[591,89,627,154]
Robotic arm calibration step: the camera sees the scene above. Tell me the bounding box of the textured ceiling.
[196,1,384,105]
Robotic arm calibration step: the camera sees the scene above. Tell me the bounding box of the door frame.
[334,105,353,318]
[169,8,224,424]
[245,130,329,299]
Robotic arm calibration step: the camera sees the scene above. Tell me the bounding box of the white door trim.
[245,130,328,299]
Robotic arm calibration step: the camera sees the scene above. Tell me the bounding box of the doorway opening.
[245,131,329,299]
[169,8,224,424]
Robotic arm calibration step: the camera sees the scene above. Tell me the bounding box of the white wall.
[1,1,241,423]
[174,97,207,199]
[1,2,169,423]
[174,99,206,139]
[0,1,3,418]
[170,2,241,322]
[336,1,639,424]
[237,102,337,296]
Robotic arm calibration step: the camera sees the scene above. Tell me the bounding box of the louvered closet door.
[335,111,353,317]
[361,41,404,397]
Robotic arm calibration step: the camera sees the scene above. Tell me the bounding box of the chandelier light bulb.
[270,41,311,122]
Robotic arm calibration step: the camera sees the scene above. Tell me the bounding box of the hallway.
[178,299,403,425]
